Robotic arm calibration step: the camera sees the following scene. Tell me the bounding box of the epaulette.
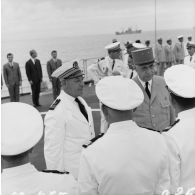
[83,133,104,148]
[162,119,180,132]
[42,169,69,174]
[49,99,61,110]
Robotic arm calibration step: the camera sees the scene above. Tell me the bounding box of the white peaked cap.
[105,42,121,51]
[177,35,184,39]
[95,76,144,110]
[1,102,43,155]
[164,65,195,98]
[132,43,146,49]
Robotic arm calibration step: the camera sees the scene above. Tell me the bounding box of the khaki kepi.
[131,47,154,66]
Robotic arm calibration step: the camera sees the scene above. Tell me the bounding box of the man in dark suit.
[47,50,62,99]
[25,50,42,107]
[3,53,22,102]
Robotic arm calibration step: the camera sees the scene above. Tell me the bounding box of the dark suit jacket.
[25,59,43,83]
[47,59,62,80]
[3,62,22,85]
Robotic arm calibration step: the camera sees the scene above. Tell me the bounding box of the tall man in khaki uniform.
[174,35,185,64]
[155,38,166,76]
[164,39,175,69]
[47,50,62,99]
[132,48,175,132]
[3,53,22,102]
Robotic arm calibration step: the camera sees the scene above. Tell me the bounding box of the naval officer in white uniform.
[1,102,78,195]
[44,61,95,179]
[164,65,195,194]
[78,76,171,195]
[184,41,195,69]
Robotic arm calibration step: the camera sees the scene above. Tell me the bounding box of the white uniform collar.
[2,163,36,178]
[61,90,76,103]
[108,120,138,133]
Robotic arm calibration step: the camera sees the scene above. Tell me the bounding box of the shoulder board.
[83,133,104,148]
[49,99,61,110]
[42,169,69,174]
[162,119,180,132]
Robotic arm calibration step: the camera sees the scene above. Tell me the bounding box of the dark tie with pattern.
[145,82,151,99]
[75,98,88,121]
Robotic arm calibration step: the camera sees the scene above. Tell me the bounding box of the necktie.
[190,56,192,62]
[145,82,151,99]
[112,59,115,70]
[75,98,88,121]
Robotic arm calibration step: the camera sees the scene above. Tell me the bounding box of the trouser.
[175,59,184,64]
[31,81,41,105]
[8,83,20,102]
[52,78,61,100]
[157,62,165,76]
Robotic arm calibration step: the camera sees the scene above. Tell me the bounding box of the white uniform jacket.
[164,44,175,63]
[184,54,195,69]
[1,163,78,195]
[155,44,166,63]
[164,108,195,193]
[44,90,95,179]
[173,42,185,61]
[78,120,171,195]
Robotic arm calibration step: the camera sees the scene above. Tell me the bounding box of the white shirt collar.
[138,76,152,92]
[31,57,36,63]
[61,90,75,103]
[108,120,138,134]
[2,163,36,179]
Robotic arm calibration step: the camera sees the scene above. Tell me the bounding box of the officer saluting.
[1,102,78,195]
[44,60,95,179]
[163,65,195,194]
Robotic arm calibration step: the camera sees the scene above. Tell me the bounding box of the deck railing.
[1,57,101,98]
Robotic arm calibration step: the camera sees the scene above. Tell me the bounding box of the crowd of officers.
[1,35,195,195]
[1,35,195,104]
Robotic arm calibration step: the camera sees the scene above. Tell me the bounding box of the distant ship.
[115,27,142,35]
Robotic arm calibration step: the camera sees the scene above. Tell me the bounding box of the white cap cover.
[164,65,195,98]
[1,102,43,155]
[96,76,144,110]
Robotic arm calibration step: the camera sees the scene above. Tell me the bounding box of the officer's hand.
[29,81,33,85]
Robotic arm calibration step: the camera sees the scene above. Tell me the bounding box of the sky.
[1,0,195,40]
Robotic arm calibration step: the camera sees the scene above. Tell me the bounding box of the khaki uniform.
[173,42,185,64]
[132,75,175,132]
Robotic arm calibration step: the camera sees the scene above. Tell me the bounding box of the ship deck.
[1,85,101,171]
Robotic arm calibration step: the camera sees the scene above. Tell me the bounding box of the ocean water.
[1,28,195,97]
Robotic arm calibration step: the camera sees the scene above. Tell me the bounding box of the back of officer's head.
[1,102,43,168]
[95,76,144,124]
[164,65,195,112]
